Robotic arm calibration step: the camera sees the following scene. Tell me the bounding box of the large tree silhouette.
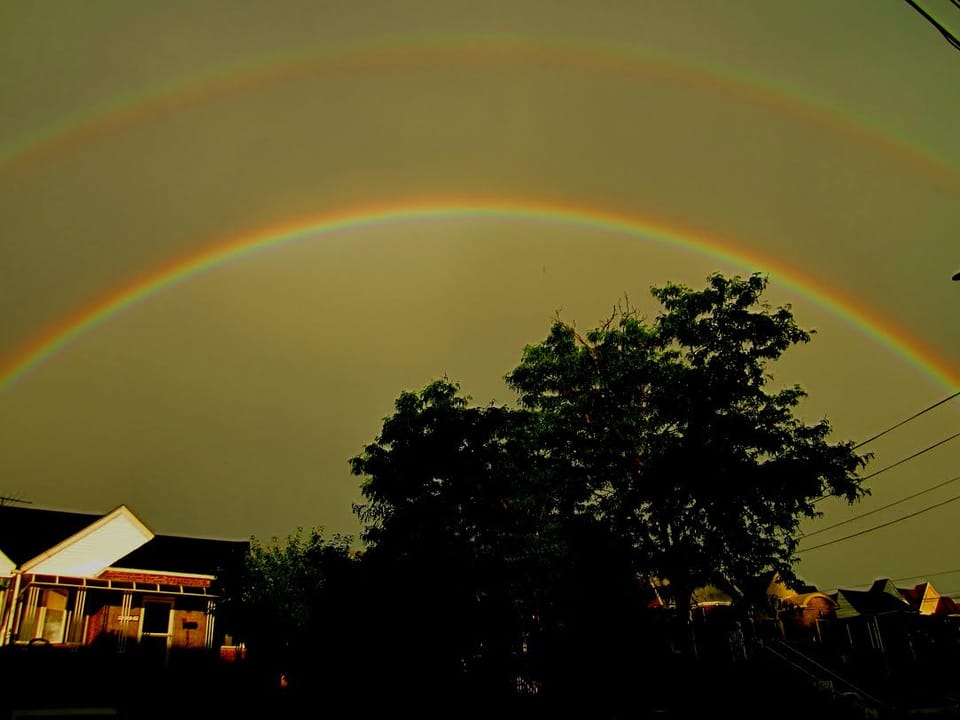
[351,273,870,678]
[506,273,870,639]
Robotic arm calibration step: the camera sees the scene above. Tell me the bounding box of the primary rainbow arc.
[0,197,955,394]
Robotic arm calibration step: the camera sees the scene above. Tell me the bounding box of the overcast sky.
[1,1,958,593]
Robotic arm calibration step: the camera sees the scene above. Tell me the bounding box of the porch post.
[117,591,133,653]
[70,588,87,643]
[1,572,21,645]
[204,599,216,649]
[19,585,40,640]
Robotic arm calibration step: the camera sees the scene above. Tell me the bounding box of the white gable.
[0,549,14,577]
[22,505,153,577]
[920,584,941,616]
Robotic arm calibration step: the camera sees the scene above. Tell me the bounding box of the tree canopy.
[506,273,869,606]
[220,527,356,688]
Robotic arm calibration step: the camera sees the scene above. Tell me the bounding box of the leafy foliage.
[506,273,869,604]
[350,379,557,692]
[224,527,355,681]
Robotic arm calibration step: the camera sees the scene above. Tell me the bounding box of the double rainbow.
[1,37,956,393]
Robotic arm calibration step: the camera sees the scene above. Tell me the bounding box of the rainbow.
[1,197,956,393]
[2,35,958,189]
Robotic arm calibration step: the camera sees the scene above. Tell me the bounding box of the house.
[898,582,959,617]
[832,579,915,647]
[748,571,838,643]
[0,503,248,665]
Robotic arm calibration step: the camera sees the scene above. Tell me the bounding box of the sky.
[0,1,958,594]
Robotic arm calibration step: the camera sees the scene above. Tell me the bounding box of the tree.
[351,272,869,680]
[506,273,870,645]
[221,527,355,691]
[350,379,555,700]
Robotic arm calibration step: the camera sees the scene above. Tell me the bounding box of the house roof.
[899,583,927,606]
[934,596,959,615]
[0,504,248,578]
[899,582,960,616]
[114,534,249,577]
[833,584,913,617]
[22,505,153,576]
[0,505,103,566]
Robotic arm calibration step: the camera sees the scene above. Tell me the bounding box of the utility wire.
[814,430,960,504]
[859,431,960,482]
[798,491,960,553]
[903,0,960,51]
[803,472,960,539]
[839,567,960,589]
[853,391,960,449]
[810,391,958,503]
[893,567,960,582]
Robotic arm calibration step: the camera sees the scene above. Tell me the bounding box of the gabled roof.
[0,505,102,566]
[899,582,959,616]
[20,505,153,576]
[833,580,913,619]
[0,503,248,580]
[934,596,959,615]
[749,571,820,602]
[869,578,906,601]
[692,583,736,606]
[645,575,743,608]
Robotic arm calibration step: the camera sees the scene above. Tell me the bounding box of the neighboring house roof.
[869,578,907,601]
[753,572,820,601]
[934,596,959,615]
[787,592,838,612]
[114,534,249,577]
[692,584,736,607]
[645,575,743,608]
[833,579,913,619]
[899,582,959,616]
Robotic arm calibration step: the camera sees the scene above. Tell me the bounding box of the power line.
[814,430,960,504]
[853,391,960,449]
[839,567,960,589]
[797,491,960,553]
[802,472,960,539]
[859,431,960,482]
[892,568,960,583]
[903,0,960,51]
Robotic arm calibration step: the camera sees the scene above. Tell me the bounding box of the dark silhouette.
[343,273,871,714]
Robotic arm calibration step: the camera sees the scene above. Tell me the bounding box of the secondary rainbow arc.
[1,35,957,190]
[0,197,955,394]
